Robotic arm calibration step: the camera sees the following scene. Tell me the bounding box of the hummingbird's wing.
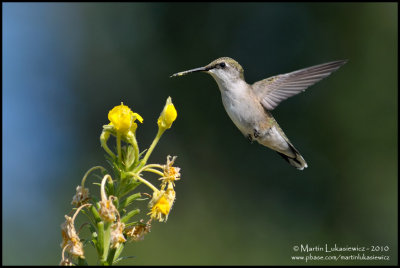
[252,60,347,110]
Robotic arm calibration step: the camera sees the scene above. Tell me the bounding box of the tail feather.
[276,143,308,170]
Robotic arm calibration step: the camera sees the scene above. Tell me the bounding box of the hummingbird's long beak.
[170,66,210,78]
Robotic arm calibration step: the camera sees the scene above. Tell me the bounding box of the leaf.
[90,204,102,223]
[119,180,142,198]
[119,193,142,209]
[113,255,136,265]
[121,209,140,223]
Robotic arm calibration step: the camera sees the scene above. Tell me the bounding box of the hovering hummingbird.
[170,57,347,170]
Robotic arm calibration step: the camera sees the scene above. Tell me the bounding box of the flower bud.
[157,97,177,130]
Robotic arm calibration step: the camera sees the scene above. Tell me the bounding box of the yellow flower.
[157,97,177,130]
[108,102,143,135]
[148,184,176,222]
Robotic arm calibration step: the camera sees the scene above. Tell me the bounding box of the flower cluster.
[60,97,181,265]
[144,155,182,222]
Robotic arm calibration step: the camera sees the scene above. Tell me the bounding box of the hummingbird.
[170,57,347,170]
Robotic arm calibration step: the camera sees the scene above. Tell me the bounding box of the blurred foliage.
[3,2,397,265]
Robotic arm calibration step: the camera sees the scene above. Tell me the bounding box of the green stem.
[101,175,114,201]
[96,221,105,257]
[127,172,158,193]
[131,134,140,166]
[137,164,164,174]
[100,131,116,159]
[139,128,164,168]
[143,168,164,177]
[81,166,106,188]
[72,204,92,223]
[116,133,122,164]
[101,222,112,264]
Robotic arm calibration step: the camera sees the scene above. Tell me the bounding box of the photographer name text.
[297,244,389,253]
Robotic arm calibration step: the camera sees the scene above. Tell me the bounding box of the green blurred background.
[3,2,397,265]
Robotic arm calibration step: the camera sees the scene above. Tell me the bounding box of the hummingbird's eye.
[219,62,226,68]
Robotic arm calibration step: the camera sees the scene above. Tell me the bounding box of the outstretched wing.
[252,60,347,110]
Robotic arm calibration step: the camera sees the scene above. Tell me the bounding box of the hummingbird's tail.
[276,142,308,170]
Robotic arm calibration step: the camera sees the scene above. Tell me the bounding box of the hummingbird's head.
[170,57,245,83]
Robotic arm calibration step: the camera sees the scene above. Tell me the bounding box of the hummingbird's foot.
[253,129,260,138]
[247,134,253,143]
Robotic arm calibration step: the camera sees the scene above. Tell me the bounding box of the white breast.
[220,87,258,136]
